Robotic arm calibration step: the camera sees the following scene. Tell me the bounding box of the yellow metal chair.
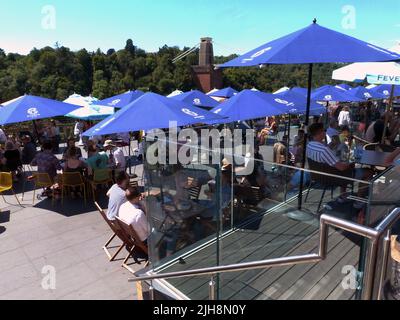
[87,169,113,201]
[0,172,22,207]
[60,172,87,206]
[32,173,55,206]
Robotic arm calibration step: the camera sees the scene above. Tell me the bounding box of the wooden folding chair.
[0,172,22,207]
[95,202,127,262]
[115,216,149,274]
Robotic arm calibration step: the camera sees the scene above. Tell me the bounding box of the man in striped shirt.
[307,123,372,207]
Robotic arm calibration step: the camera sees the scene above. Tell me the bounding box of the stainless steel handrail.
[129,208,400,300]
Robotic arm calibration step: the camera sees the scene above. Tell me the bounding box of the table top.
[356,150,392,167]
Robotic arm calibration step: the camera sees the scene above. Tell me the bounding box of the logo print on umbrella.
[27,108,40,118]
[274,98,295,107]
[383,90,390,96]
[364,92,372,99]
[324,95,333,101]
[109,99,121,106]
[193,98,201,106]
[241,47,272,64]
[181,108,204,119]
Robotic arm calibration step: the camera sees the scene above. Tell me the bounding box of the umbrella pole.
[284,113,291,201]
[298,63,313,210]
[32,120,39,144]
[325,101,329,128]
[381,85,395,144]
[128,132,132,175]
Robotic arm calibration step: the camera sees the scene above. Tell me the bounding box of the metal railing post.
[377,230,392,300]
[149,281,155,300]
[209,275,216,300]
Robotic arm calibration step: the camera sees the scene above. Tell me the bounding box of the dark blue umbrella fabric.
[291,87,308,97]
[171,90,219,109]
[275,90,326,115]
[207,87,238,98]
[347,86,386,100]
[92,90,144,109]
[311,85,363,102]
[369,84,400,98]
[210,90,296,124]
[0,95,81,125]
[336,84,353,91]
[220,22,400,67]
[83,92,225,136]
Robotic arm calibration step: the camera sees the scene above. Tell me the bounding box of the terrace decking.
[151,192,362,300]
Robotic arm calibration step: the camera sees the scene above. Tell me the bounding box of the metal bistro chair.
[95,202,128,262]
[32,173,55,206]
[87,169,113,201]
[305,158,354,213]
[0,172,22,207]
[60,172,87,206]
[115,216,149,274]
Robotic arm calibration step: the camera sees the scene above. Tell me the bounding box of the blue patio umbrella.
[207,87,238,98]
[369,84,400,98]
[171,90,219,109]
[291,87,308,97]
[219,19,400,210]
[209,90,293,124]
[346,86,386,101]
[83,92,225,137]
[0,95,81,125]
[311,85,364,102]
[336,84,353,91]
[92,90,144,109]
[276,90,326,115]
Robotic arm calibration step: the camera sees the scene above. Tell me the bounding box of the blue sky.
[0,0,399,55]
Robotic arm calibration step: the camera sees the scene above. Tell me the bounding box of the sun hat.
[103,140,116,148]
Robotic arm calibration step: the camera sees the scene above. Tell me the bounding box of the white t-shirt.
[106,184,127,220]
[338,111,351,127]
[112,147,126,169]
[365,122,376,143]
[118,202,149,242]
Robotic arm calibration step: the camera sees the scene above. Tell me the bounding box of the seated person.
[21,135,37,165]
[259,116,278,145]
[273,136,294,166]
[104,140,126,172]
[118,186,150,246]
[365,116,391,143]
[4,141,22,178]
[63,147,86,174]
[85,140,98,159]
[329,135,349,161]
[62,137,82,161]
[31,142,61,180]
[326,119,339,144]
[106,171,130,221]
[307,123,373,208]
[85,147,109,176]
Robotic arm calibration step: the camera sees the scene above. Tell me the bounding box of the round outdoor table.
[356,150,393,168]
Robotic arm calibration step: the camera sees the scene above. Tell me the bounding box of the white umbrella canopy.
[273,87,290,94]
[332,61,400,83]
[167,90,183,98]
[64,94,115,120]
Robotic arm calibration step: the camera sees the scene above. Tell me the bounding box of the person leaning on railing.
[307,122,373,209]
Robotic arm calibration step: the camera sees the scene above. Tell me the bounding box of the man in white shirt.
[104,140,126,171]
[338,106,351,127]
[106,171,129,220]
[118,187,149,244]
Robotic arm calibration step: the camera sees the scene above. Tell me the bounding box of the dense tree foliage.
[0,40,344,103]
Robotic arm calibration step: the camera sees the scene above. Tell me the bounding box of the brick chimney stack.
[192,37,222,93]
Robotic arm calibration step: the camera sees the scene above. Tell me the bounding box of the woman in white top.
[338,106,351,127]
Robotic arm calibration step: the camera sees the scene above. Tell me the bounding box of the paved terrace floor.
[0,147,145,300]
